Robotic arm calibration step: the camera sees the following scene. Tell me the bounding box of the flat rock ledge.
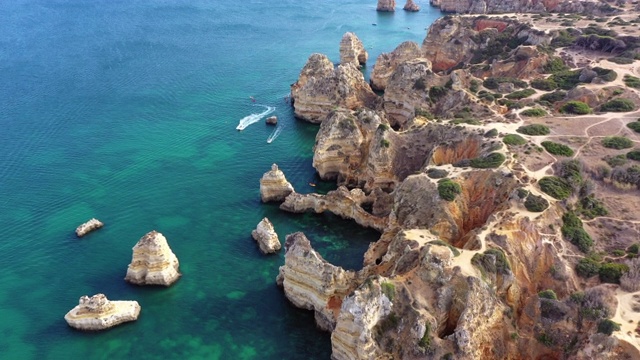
[125,230,181,286]
[260,164,294,203]
[64,294,140,331]
[75,218,104,237]
[251,217,281,254]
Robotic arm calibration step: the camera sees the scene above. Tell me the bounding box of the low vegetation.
[559,101,591,115]
[530,78,557,91]
[469,152,505,168]
[602,136,633,149]
[503,134,527,146]
[538,289,558,300]
[521,108,547,117]
[599,263,629,284]
[472,248,511,275]
[505,89,536,100]
[627,120,640,133]
[561,212,593,253]
[623,74,640,89]
[437,178,461,201]
[524,194,549,212]
[597,319,621,335]
[541,141,574,156]
[517,124,550,136]
[539,90,566,104]
[539,176,572,200]
[600,98,636,112]
[483,77,528,90]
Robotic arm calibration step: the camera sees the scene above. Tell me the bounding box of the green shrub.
[578,195,608,219]
[561,212,593,253]
[613,249,626,257]
[506,89,536,100]
[483,77,528,90]
[600,98,636,112]
[484,128,498,138]
[599,262,629,283]
[531,78,558,91]
[597,319,621,335]
[437,178,461,201]
[604,154,627,167]
[539,90,566,104]
[539,289,558,300]
[517,124,550,135]
[593,67,617,82]
[472,248,511,274]
[627,150,640,161]
[559,101,591,115]
[525,194,549,212]
[469,80,480,93]
[429,86,448,101]
[469,152,505,168]
[541,141,574,156]
[543,57,569,73]
[521,108,547,117]
[378,124,389,131]
[549,70,582,90]
[624,74,640,89]
[602,136,633,149]
[627,120,640,133]
[576,257,600,277]
[418,322,432,351]
[381,282,395,301]
[415,108,434,119]
[380,139,390,148]
[539,176,572,199]
[628,243,640,255]
[536,332,554,346]
[503,134,527,145]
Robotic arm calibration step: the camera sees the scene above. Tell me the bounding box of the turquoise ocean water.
[0,1,440,358]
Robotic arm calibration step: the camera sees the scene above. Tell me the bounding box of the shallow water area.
[0,1,441,358]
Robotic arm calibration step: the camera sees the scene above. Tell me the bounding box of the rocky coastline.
[64,294,140,331]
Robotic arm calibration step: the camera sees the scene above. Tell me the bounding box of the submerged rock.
[259,163,294,202]
[403,0,419,11]
[124,231,181,286]
[339,32,368,68]
[64,294,140,331]
[266,116,277,125]
[251,217,281,254]
[75,218,104,237]
[376,0,395,12]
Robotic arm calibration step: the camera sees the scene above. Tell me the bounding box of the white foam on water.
[266,124,284,144]
[236,105,275,131]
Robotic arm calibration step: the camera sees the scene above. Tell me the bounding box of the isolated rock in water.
[251,217,281,254]
[370,41,422,91]
[377,0,395,11]
[260,163,295,202]
[64,294,140,331]
[125,231,181,286]
[403,0,419,11]
[266,116,278,125]
[339,32,368,68]
[75,218,104,237]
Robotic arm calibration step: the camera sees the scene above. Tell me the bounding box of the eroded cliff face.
[370,41,423,91]
[339,32,368,68]
[377,0,396,12]
[290,53,379,123]
[429,0,616,15]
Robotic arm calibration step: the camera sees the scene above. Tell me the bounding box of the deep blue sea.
[0,1,440,358]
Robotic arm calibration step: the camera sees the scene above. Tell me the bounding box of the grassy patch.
[506,88,536,100]
[381,282,395,301]
[541,141,574,156]
[559,101,591,115]
[600,98,636,112]
[602,136,633,149]
[539,90,566,104]
[624,74,640,89]
[503,134,527,146]
[539,176,572,200]
[539,289,558,300]
[517,124,550,135]
[549,70,582,90]
[627,150,640,161]
[530,78,557,91]
[437,178,461,201]
[469,152,505,168]
[521,108,547,117]
[627,120,640,133]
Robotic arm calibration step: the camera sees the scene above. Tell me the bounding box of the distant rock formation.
[75,218,104,237]
[260,164,294,202]
[339,32,368,68]
[377,0,396,11]
[290,53,379,123]
[251,217,281,254]
[64,294,140,331]
[403,0,419,11]
[124,231,181,286]
[370,41,422,91]
[266,116,277,125]
[429,0,616,15]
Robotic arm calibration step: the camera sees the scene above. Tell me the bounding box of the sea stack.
[376,0,395,11]
[64,294,140,331]
[403,0,419,11]
[251,217,281,254]
[259,164,294,202]
[339,32,368,68]
[266,116,278,125]
[75,218,104,237]
[124,231,181,286]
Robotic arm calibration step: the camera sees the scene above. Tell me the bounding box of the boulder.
[339,32,368,68]
[403,0,419,11]
[124,231,181,286]
[259,163,294,202]
[75,218,104,237]
[266,116,278,125]
[251,217,281,254]
[64,294,140,331]
[377,0,395,11]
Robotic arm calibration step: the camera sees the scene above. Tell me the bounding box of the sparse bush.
[577,195,608,219]
[437,178,461,201]
[600,98,636,112]
[506,89,536,100]
[602,136,633,149]
[628,243,640,255]
[627,150,640,161]
[598,319,621,335]
[593,67,617,82]
[549,70,582,90]
[484,128,498,138]
[503,134,527,146]
[381,282,395,301]
[429,86,448,101]
[604,154,627,167]
[525,194,549,212]
[620,258,640,292]
[469,79,480,93]
[539,289,558,300]
[469,152,505,168]
[483,77,528,90]
[517,124,550,135]
[541,141,574,156]
[624,74,640,89]
[559,101,591,115]
[599,262,629,284]
[543,57,569,72]
[539,90,566,104]
[576,257,600,277]
[380,139,390,148]
[531,78,557,91]
[472,248,511,275]
[539,176,572,199]
[521,108,547,117]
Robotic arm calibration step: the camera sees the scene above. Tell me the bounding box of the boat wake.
[236,105,275,131]
[266,125,284,144]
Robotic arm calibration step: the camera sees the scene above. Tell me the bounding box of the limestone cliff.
[370,41,423,91]
[64,294,140,331]
[290,53,379,123]
[339,32,368,68]
[75,218,104,237]
[124,230,181,286]
[403,0,420,12]
[260,163,294,202]
[429,0,619,15]
[377,0,396,12]
[251,217,281,254]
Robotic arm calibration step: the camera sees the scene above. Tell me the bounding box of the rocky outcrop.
[280,187,388,232]
[370,41,423,91]
[124,231,181,286]
[75,218,104,237]
[339,32,368,68]
[64,294,140,331]
[422,17,481,72]
[266,116,277,125]
[377,0,395,11]
[251,217,281,254]
[429,0,618,15]
[260,164,294,202]
[403,0,419,11]
[277,232,360,331]
[290,53,379,123]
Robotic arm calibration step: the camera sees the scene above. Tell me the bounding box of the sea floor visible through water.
[0,1,441,358]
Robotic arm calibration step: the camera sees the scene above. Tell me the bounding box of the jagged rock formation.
[428,0,617,15]
[339,32,368,68]
[64,294,140,331]
[290,53,379,123]
[403,0,419,11]
[277,232,362,331]
[260,164,294,202]
[376,0,395,12]
[75,218,104,237]
[251,217,281,254]
[370,41,423,91]
[280,186,388,232]
[124,231,181,286]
